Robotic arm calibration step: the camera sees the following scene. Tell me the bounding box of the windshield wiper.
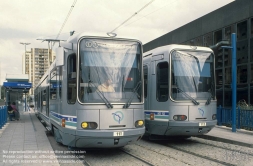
[123,81,141,108]
[176,87,199,105]
[206,83,214,105]
[205,91,212,105]
[88,80,113,109]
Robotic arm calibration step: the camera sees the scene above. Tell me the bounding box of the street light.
[20,42,30,74]
[20,42,30,51]
[20,42,30,112]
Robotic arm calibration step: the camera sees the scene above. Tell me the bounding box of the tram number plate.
[113,131,124,136]
[199,122,206,126]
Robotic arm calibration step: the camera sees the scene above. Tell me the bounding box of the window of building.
[250,38,253,62]
[195,36,203,46]
[216,90,222,106]
[203,33,213,47]
[224,48,231,67]
[250,64,253,85]
[214,30,222,44]
[251,18,253,36]
[237,40,248,64]
[237,20,248,41]
[216,69,222,86]
[67,54,77,104]
[156,62,168,102]
[237,84,248,104]
[225,67,231,84]
[224,25,235,41]
[237,65,247,84]
[224,90,232,107]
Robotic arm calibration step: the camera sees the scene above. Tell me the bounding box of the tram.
[34,33,145,148]
[143,44,217,138]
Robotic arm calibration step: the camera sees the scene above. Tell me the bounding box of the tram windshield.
[79,38,142,104]
[171,50,215,102]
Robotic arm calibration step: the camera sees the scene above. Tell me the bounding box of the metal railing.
[0,105,7,129]
[217,105,253,130]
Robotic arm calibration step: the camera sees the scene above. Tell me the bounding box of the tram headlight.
[81,122,88,129]
[212,114,217,120]
[89,122,98,129]
[135,120,144,128]
[81,122,98,129]
[173,115,187,121]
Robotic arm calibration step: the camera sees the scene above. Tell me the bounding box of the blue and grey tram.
[143,44,217,138]
[34,33,145,148]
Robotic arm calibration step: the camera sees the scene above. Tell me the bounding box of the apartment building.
[22,48,55,95]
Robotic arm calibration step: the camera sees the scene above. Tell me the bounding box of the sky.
[0,0,234,85]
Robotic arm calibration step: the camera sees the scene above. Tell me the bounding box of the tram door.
[150,56,169,110]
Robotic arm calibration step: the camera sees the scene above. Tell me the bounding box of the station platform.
[0,109,60,166]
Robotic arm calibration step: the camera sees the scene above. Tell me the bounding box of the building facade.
[143,0,253,107]
[22,48,55,95]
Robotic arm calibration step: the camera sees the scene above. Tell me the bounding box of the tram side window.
[50,68,57,100]
[156,62,168,102]
[57,66,62,99]
[144,65,148,98]
[67,54,77,104]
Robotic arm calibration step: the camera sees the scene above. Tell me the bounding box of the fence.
[0,105,7,129]
[217,105,253,130]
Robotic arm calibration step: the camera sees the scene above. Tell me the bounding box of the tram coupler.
[114,138,119,145]
[198,128,202,133]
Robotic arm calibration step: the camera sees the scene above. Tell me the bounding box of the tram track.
[164,144,236,166]
[120,148,155,166]
[133,138,253,166]
[190,137,253,157]
[150,137,252,166]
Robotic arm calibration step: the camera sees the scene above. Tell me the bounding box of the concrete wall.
[144,0,253,52]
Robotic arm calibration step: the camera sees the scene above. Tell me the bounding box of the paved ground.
[0,109,60,166]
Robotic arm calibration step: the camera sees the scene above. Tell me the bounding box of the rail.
[217,105,253,130]
[0,105,7,129]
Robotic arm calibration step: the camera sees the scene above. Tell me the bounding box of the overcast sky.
[0,0,234,84]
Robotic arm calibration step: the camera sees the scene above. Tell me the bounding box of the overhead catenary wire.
[55,0,78,40]
[124,0,178,27]
[110,0,155,33]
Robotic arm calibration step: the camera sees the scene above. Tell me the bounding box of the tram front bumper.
[166,120,217,136]
[145,120,217,136]
[74,128,145,148]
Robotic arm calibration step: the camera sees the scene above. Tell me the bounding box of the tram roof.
[65,32,142,44]
[143,44,213,57]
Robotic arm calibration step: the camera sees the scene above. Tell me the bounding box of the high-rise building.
[22,48,55,95]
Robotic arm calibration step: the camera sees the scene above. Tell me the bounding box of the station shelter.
[3,74,32,112]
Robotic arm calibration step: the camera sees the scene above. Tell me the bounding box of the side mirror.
[209,40,230,50]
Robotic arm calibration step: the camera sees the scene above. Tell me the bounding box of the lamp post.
[20,43,30,69]
[221,33,237,132]
[20,42,30,112]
